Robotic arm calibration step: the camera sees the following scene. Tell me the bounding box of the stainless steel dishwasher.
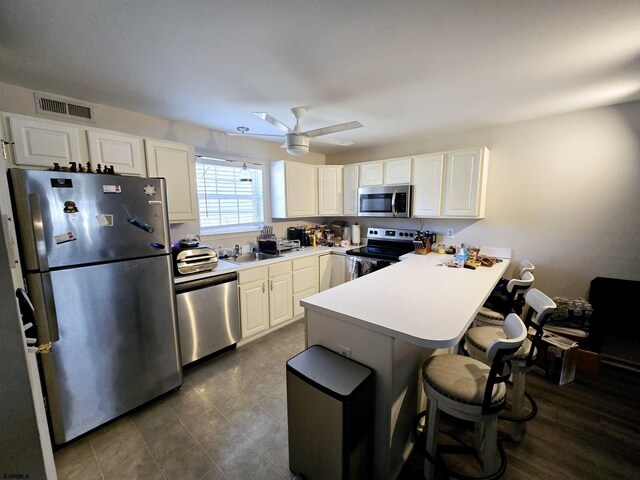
[174,272,240,366]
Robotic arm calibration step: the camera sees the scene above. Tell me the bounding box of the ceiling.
[1,1,639,154]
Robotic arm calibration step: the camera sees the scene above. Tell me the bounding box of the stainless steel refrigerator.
[9,168,182,445]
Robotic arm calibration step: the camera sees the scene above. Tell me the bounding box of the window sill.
[200,225,262,236]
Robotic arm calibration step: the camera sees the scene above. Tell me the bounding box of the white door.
[318,166,343,215]
[144,138,198,223]
[359,162,384,186]
[319,254,331,292]
[412,153,444,217]
[442,149,483,217]
[330,254,346,288]
[9,115,82,168]
[343,164,359,215]
[285,162,318,217]
[269,273,293,326]
[87,130,145,176]
[239,281,269,338]
[384,157,412,184]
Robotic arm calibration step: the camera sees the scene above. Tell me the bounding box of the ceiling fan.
[232,107,363,156]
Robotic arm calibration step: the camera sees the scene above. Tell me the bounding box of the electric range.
[346,227,417,263]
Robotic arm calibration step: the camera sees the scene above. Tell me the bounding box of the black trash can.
[286,345,374,480]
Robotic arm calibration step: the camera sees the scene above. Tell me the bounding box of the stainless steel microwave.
[358,185,411,217]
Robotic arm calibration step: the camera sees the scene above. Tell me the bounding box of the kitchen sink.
[225,252,282,264]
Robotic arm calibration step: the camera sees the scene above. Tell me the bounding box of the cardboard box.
[532,331,579,385]
[576,349,601,376]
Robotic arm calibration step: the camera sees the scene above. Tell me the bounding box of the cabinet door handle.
[262,282,265,293]
[270,279,273,291]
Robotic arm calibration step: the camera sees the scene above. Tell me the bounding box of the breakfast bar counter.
[301,253,510,479]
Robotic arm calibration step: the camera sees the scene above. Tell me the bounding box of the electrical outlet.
[446,228,455,239]
[339,345,351,358]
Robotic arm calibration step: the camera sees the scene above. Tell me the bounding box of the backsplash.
[170,216,472,253]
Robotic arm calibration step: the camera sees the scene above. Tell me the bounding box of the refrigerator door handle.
[26,273,60,344]
[29,193,50,271]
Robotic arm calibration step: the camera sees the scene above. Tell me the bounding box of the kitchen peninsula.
[301,253,510,480]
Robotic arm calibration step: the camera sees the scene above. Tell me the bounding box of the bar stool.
[465,289,556,440]
[421,313,527,479]
[516,259,535,278]
[475,271,535,326]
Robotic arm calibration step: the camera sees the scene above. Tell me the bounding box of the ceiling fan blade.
[228,132,284,137]
[314,137,355,147]
[303,121,363,138]
[254,112,293,133]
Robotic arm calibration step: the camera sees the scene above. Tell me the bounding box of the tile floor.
[54,320,305,480]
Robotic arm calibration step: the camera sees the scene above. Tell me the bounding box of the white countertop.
[173,245,360,284]
[301,253,510,348]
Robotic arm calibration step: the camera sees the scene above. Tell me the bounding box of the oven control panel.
[367,227,416,241]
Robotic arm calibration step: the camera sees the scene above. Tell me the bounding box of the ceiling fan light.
[287,145,309,156]
[286,133,310,156]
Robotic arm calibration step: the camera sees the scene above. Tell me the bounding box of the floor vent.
[34,92,95,122]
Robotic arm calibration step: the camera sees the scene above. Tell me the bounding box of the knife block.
[414,240,432,255]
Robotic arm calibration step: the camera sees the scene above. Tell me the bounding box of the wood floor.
[399,364,640,479]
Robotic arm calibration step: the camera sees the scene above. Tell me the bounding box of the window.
[196,157,264,234]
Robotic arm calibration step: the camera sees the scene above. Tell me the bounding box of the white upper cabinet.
[271,160,318,218]
[383,157,412,185]
[442,147,489,218]
[5,114,146,176]
[8,115,82,168]
[318,165,343,216]
[87,129,145,176]
[412,153,444,217]
[359,158,411,186]
[359,161,384,186]
[144,138,198,223]
[343,164,359,216]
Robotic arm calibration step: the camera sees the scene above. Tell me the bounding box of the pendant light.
[237,126,252,182]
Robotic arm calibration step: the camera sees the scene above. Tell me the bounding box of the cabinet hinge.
[1,140,15,160]
[36,342,52,354]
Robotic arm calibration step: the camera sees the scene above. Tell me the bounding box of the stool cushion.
[475,307,505,326]
[422,354,506,407]
[466,326,532,360]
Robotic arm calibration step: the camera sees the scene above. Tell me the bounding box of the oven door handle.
[391,191,397,217]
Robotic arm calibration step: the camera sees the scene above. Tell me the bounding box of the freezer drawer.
[175,272,240,365]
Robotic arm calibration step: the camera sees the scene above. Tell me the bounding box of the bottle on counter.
[455,244,466,268]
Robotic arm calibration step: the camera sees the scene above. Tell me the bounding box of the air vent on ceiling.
[34,92,95,123]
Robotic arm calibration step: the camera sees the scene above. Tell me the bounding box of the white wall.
[0,81,327,248]
[328,101,640,299]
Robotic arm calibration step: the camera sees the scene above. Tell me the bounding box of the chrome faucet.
[234,244,241,257]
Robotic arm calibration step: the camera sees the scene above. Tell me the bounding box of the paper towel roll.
[352,224,361,245]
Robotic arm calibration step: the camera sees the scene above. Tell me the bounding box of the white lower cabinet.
[319,254,331,292]
[239,262,295,339]
[268,262,293,327]
[320,253,347,292]
[239,266,270,339]
[292,256,319,317]
[331,254,347,287]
